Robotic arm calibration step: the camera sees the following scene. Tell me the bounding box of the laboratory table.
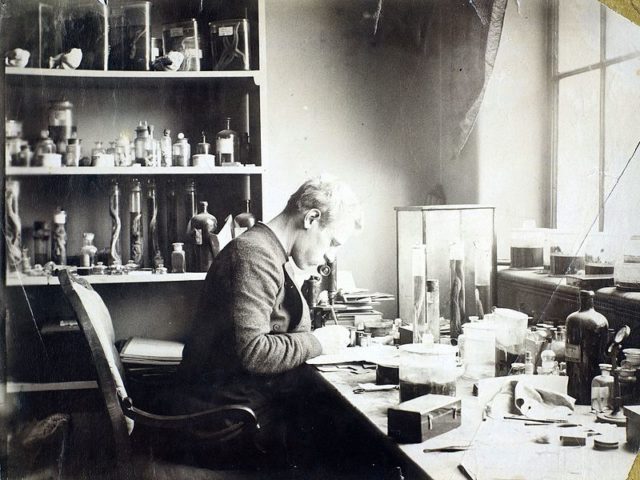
[309,365,639,480]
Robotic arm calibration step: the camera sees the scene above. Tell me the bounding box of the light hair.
[285,175,363,231]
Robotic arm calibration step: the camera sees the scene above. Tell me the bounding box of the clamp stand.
[597,325,631,425]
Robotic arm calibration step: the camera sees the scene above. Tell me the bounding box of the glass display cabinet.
[395,205,496,340]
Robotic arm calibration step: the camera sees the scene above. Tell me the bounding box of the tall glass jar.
[426,279,440,343]
[565,290,609,405]
[33,221,51,266]
[187,201,218,272]
[412,245,426,344]
[51,208,67,265]
[129,179,143,266]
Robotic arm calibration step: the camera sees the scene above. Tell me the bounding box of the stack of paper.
[120,337,185,378]
[120,337,184,365]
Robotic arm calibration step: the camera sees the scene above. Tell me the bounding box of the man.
[177,175,361,466]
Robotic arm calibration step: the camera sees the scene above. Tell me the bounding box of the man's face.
[291,210,351,271]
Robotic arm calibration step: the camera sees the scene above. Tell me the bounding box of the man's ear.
[303,209,322,229]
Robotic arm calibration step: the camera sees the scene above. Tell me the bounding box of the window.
[552,0,640,242]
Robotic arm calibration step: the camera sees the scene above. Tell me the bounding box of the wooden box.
[624,405,640,449]
[388,394,461,443]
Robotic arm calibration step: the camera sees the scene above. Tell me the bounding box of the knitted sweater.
[179,223,323,384]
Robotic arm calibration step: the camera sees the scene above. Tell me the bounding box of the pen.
[457,463,476,480]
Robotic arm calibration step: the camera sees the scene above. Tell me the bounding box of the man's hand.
[312,325,351,355]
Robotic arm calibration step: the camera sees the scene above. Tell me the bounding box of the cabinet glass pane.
[606,7,640,60]
[557,71,600,235]
[604,58,640,238]
[558,0,601,74]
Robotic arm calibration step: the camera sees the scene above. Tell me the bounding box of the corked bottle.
[565,290,609,405]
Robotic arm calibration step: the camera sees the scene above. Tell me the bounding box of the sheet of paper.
[307,345,399,365]
[120,337,184,362]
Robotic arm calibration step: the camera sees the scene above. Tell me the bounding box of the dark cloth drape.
[374,0,508,162]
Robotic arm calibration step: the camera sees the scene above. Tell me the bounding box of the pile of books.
[331,291,394,327]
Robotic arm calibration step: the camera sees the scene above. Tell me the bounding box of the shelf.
[6,66,263,83]
[5,271,207,286]
[5,165,264,176]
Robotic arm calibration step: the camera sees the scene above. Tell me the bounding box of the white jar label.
[185,48,203,59]
[216,138,233,154]
[565,343,581,362]
[219,26,234,36]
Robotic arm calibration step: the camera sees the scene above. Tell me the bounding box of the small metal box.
[388,394,461,444]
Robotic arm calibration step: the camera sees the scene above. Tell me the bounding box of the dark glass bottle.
[565,290,609,405]
[234,175,256,237]
[187,201,218,272]
[184,179,197,271]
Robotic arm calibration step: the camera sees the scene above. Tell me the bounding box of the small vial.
[524,351,534,375]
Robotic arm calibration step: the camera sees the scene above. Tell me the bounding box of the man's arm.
[229,241,322,375]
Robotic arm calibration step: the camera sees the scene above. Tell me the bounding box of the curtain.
[373,0,508,163]
[599,0,640,26]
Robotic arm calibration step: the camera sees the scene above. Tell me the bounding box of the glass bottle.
[184,179,198,271]
[129,179,143,266]
[188,200,218,272]
[524,351,534,375]
[109,180,122,266]
[540,347,556,375]
[81,232,98,267]
[171,242,186,273]
[34,130,56,166]
[146,124,157,166]
[233,175,256,237]
[215,116,239,165]
[565,290,609,405]
[134,121,149,165]
[550,327,566,364]
[591,364,615,413]
[426,279,440,343]
[172,133,191,167]
[166,179,179,268]
[65,136,81,167]
[33,221,51,266]
[147,179,163,268]
[160,128,172,166]
[51,207,67,265]
[91,141,106,166]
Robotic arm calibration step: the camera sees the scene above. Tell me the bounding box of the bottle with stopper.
[233,175,256,237]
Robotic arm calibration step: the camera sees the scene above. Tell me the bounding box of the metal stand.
[597,326,631,425]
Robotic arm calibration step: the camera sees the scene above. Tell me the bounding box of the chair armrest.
[120,397,260,443]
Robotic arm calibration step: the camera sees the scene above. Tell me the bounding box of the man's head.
[284,175,362,270]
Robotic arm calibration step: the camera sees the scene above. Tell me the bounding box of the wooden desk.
[311,366,638,480]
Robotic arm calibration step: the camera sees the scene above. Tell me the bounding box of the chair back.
[58,270,133,466]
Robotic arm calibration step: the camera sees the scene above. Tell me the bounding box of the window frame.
[550,0,640,231]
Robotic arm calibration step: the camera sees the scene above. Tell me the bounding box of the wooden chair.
[58,269,262,478]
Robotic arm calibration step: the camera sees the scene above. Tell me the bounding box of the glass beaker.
[549,230,584,276]
[461,321,495,379]
[398,343,461,402]
[494,308,528,376]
